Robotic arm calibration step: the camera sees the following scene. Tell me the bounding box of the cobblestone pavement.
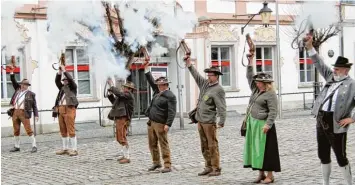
[2,111,355,185]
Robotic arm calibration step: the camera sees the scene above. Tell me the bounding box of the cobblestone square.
[2,112,354,185]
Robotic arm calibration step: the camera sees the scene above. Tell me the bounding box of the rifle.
[242,33,255,67]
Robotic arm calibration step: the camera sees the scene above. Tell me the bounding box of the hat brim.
[155,81,171,85]
[332,63,353,68]
[203,69,223,75]
[19,82,31,86]
[254,78,274,82]
[122,84,136,90]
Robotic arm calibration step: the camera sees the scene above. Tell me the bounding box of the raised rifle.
[242,33,255,67]
[52,52,66,70]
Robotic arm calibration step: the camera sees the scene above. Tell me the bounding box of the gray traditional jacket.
[188,65,226,125]
[309,48,355,133]
[246,66,278,128]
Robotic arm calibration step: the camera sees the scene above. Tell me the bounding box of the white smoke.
[46,0,197,82]
[294,0,338,30]
[1,1,26,56]
[150,43,168,57]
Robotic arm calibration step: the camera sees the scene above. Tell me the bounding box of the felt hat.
[203,66,223,76]
[253,73,274,83]
[19,79,31,86]
[122,81,136,90]
[155,77,171,85]
[332,56,352,68]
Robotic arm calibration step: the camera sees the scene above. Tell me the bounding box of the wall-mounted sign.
[150,67,168,80]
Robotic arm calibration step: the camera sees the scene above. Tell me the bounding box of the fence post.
[33,116,36,136]
[303,92,306,110]
[99,107,102,127]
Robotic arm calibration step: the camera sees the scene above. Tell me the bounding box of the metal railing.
[226,91,314,110]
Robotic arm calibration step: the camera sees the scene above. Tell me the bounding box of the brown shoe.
[260,176,274,184]
[208,169,221,177]
[253,174,266,183]
[118,158,131,164]
[68,150,78,156]
[161,167,171,173]
[56,150,68,155]
[198,168,212,176]
[148,164,162,171]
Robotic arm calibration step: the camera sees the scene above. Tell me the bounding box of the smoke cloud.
[1,1,26,56]
[294,0,338,30]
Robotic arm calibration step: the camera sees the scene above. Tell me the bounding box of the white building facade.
[1,1,355,136]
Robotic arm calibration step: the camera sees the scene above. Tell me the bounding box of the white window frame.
[1,50,24,101]
[65,46,93,97]
[254,46,274,78]
[298,49,315,84]
[210,45,232,88]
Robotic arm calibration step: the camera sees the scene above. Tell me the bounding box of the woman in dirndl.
[243,55,281,184]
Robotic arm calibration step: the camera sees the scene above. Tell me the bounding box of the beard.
[334,74,347,81]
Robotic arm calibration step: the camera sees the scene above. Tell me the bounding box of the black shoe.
[31,147,37,153]
[198,168,212,176]
[10,147,20,152]
[148,164,162,171]
[161,167,172,173]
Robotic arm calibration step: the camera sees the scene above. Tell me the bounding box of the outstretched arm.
[145,68,159,93]
[185,57,207,88]
[307,47,333,80]
[10,73,20,90]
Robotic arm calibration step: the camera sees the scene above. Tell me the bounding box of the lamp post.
[233,1,272,35]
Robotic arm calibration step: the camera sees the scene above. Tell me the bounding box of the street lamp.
[233,1,273,35]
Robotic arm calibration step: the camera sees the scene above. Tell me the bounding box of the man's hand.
[35,117,39,122]
[262,124,270,134]
[184,55,191,67]
[9,65,14,73]
[107,78,114,86]
[304,34,313,50]
[247,53,254,66]
[217,123,224,128]
[164,125,169,132]
[338,118,354,127]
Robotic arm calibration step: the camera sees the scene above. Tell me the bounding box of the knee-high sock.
[321,163,331,185]
[14,136,20,148]
[124,145,130,159]
[30,135,36,147]
[62,137,69,150]
[69,137,77,151]
[341,164,353,185]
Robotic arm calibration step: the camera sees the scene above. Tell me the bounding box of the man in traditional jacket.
[144,65,177,173]
[9,66,39,153]
[185,56,226,176]
[305,35,353,185]
[106,79,135,164]
[54,65,79,156]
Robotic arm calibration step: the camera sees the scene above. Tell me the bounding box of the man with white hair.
[305,35,353,185]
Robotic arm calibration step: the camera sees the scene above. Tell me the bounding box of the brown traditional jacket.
[54,72,79,108]
[107,87,135,120]
[9,75,39,119]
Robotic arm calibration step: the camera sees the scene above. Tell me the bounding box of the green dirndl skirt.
[243,115,281,172]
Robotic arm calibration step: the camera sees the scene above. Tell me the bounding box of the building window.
[65,47,92,96]
[299,49,314,83]
[211,46,231,87]
[1,51,23,100]
[255,46,273,78]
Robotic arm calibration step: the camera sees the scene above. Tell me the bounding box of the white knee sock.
[321,163,331,185]
[30,135,36,147]
[62,137,69,150]
[69,137,77,151]
[14,136,20,148]
[124,145,130,159]
[341,164,353,185]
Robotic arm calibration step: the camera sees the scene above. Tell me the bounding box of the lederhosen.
[316,81,349,167]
